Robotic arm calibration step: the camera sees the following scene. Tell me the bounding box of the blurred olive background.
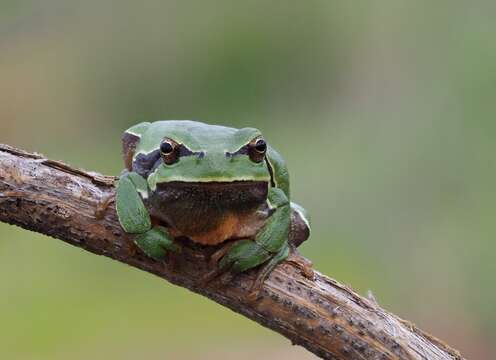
[1,1,495,359]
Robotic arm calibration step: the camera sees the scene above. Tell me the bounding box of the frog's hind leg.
[287,201,314,279]
[219,239,273,274]
[211,188,292,299]
[210,241,236,267]
[201,239,273,288]
[202,239,272,283]
[200,241,237,285]
[247,243,289,302]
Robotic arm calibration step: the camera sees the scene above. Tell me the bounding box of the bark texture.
[0,144,464,360]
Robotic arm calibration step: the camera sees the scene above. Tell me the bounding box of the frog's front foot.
[134,226,181,260]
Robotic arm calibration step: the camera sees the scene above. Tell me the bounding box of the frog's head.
[123,121,272,224]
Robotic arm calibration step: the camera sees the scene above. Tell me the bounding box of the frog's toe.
[208,241,236,267]
[134,227,179,260]
[198,241,245,287]
[199,266,226,287]
[247,289,261,303]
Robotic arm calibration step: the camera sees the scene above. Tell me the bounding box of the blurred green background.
[1,1,494,359]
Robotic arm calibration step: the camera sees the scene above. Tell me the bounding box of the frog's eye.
[254,139,267,153]
[248,137,267,163]
[160,139,179,165]
[160,141,174,155]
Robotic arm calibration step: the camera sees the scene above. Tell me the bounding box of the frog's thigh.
[289,202,311,248]
[116,173,151,233]
[254,190,291,253]
[254,209,289,253]
[135,227,179,260]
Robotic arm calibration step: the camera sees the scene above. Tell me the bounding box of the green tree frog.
[115,120,312,297]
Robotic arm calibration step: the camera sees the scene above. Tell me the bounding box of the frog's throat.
[150,180,269,212]
[146,180,269,242]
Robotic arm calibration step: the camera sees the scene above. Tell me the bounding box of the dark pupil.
[255,139,267,153]
[160,141,174,154]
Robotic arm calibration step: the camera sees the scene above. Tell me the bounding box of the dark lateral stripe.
[226,145,249,157]
[178,144,202,158]
[122,132,141,171]
[133,150,161,178]
[132,145,204,178]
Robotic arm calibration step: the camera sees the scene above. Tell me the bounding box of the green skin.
[115,120,310,288]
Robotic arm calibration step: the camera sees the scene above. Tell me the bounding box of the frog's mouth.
[147,180,269,235]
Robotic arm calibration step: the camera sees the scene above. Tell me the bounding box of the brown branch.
[0,143,464,360]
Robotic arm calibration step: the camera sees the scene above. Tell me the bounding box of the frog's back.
[148,120,238,137]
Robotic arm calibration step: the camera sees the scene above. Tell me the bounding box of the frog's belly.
[168,210,268,245]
